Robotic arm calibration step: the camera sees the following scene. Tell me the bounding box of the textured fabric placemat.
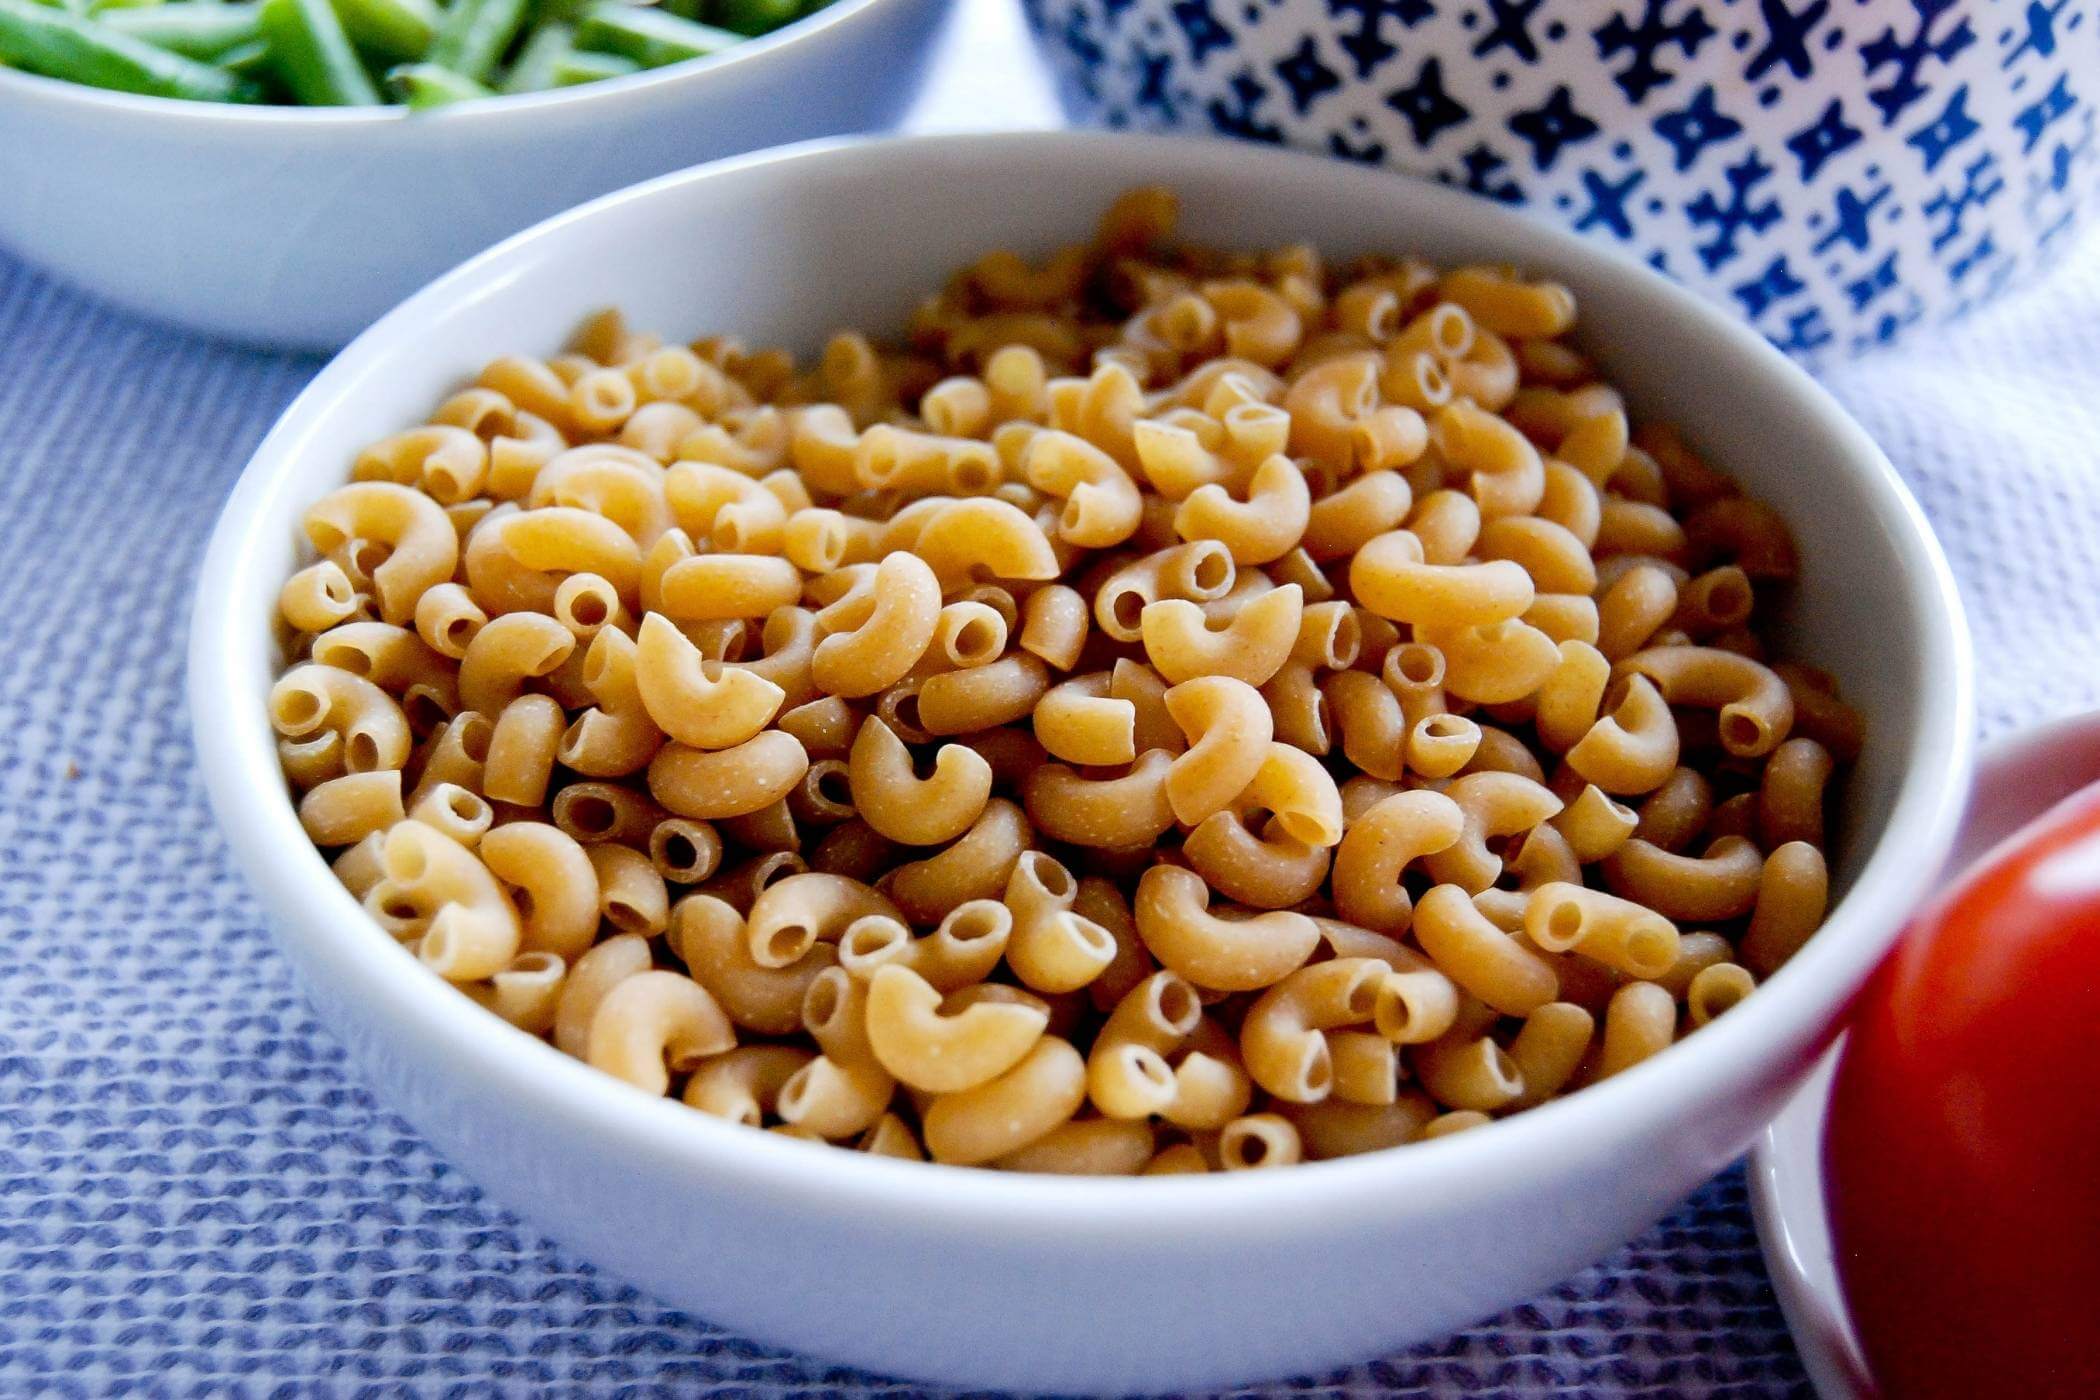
[3,11,2097,1395]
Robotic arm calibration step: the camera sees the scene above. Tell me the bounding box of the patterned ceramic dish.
[1023,0,2100,364]
[190,131,1974,1390]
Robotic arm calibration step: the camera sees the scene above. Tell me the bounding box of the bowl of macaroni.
[189,130,1973,1390]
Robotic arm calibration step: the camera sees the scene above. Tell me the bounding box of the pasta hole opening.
[457,715,494,762]
[765,925,813,966]
[804,972,844,1031]
[442,618,476,652]
[344,731,383,774]
[1626,923,1676,978]
[1225,1132,1271,1170]
[1328,612,1362,667]
[419,926,451,966]
[1302,1044,1332,1097]
[951,617,1000,664]
[888,692,926,740]
[448,791,484,821]
[566,796,615,838]
[1706,575,1753,624]
[777,1067,814,1119]
[660,834,699,873]
[1108,587,1146,636]
[275,689,325,732]
[1429,307,1471,358]
[1426,715,1467,739]
[1069,916,1114,958]
[510,951,561,977]
[1344,972,1381,1020]
[1024,852,1074,900]
[404,689,450,735]
[754,853,804,891]
[1153,976,1201,1033]
[381,896,420,922]
[1720,711,1765,755]
[607,901,649,933]
[843,922,901,959]
[1490,1046,1522,1093]
[1394,646,1442,687]
[569,593,610,628]
[1546,902,1584,945]
[814,765,854,808]
[1189,547,1232,597]
[1131,1048,1174,1093]
[945,905,1008,945]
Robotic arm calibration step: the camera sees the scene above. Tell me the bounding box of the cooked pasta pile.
[270,188,1862,1173]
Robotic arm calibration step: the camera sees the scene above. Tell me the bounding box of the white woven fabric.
[0,8,2094,1395]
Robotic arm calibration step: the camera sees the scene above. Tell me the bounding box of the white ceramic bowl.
[0,0,947,350]
[188,130,1974,1392]
[1752,706,2100,1400]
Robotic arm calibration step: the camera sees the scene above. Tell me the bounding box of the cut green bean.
[386,56,487,106]
[0,0,260,96]
[426,0,522,83]
[212,31,268,71]
[259,0,378,102]
[710,0,798,36]
[547,41,625,84]
[496,15,564,92]
[330,0,431,62]
[102,0,258,55]
[573,1,734,69]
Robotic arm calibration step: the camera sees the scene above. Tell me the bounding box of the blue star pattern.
[1026,0,2100,364]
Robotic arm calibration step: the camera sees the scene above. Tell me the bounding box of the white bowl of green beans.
[0,0,949,347]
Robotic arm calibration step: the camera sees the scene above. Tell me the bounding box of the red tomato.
[1825,782,2100,1400]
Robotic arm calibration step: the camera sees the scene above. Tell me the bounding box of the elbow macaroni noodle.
[271,191,1863,1172]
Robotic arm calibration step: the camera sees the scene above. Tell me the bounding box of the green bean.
[547,41,625,84]
[497,16,564,92]
[426,0,522,83]
[0,0,260,96]
[102,1,260,56]
[573,1,733,68]
[709,0,798,36]
[386,56,487,106]
[259,0,378,102]
[331,0,432,63]
[212,32,269,71]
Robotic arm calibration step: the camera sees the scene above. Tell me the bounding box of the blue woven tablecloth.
[4,10,2098,1394]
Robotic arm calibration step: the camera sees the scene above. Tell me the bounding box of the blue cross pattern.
[1743,0,1829,83]
[1593,0,1719,104]
[1685,149,1784,270]
[1328,0,1431,80]
[1906,82,1981,172]
[1574,166,1648,239]
[1652,85,1745,171]
[1733,253,1808,317]
[1785,99,1864,181]
[1507,85,1601,172]
[1274,35,1342,114]
[1384,56,1471,148]
[1860,0,1977,129]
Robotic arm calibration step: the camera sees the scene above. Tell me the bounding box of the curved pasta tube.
[682,1044,814,1127]
[995,1117,1155,1175]
[883,797,1032,924]
[1618,645,1795,758]
[1331,789,1465,933]
[657,553,804,622]
[1240,958,1387,1102]
[921,1036,1087,1166]
[673,892,837,1035]
[1002,851,1116,994]
[457,613,574,716]
[1174,454,1311,565]
[1134,865,1318,992]
[647,730,810,821]
[838,901,1012,992]
[1092,542,1237,641]
[916,654,1053,736]
[552,934,651,1059]
[1567,674,1681,795]
[1033,673,1137,766]
[864,964,1049,1092]
[1140,583,1302,686]
[1350,529,1533,627]
[354,424,489,504]
[910,498,1061,587]
[268,663,412,774]
[1413,617,1560,705]
[498,507,643,606]
[848,715,994,846]
[1602,834,1765,923]
[1524,881,1683,979]
[1686,495,1798,580]
[664,460,787,553]
[811,551,941,698]
[1182,811,1330,910]
[527,444,672,546]
[776,1053,896,1139]
[630,613,784,751]
[303,482,458,626]
[1162,676,1273,826]
[1412,883,1559,1016]
[1420,770,1565,894]
[586,971,736,1097]
[1239,741,1343,848]
[743,872,901,971]
[383,820,521,983]
[480,822,600,961]
[1434,399,1544,519]
[1022,750,1177,849]
[556,627,664,779]
[1024,429,1143,548]
[1302,470,1413,563]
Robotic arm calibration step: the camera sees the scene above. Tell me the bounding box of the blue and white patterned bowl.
[1023,0,2100,364]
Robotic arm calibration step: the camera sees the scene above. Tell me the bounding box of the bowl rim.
[0,0,903,127]
[188,128,1976,1231]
